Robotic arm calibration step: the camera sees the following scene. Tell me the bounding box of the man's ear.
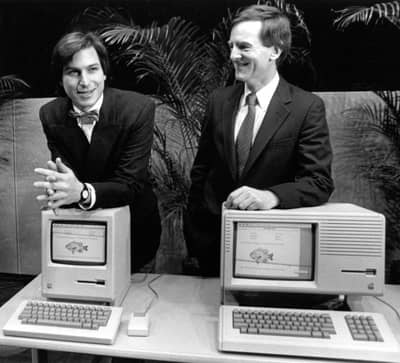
[270,47,282,61]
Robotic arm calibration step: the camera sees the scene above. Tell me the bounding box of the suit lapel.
[85,89,121,177]
[222,84,243,180]
[55,101,90,167]
[240,79,291,179]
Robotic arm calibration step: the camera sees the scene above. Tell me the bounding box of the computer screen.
[51,220,107,265]
[221,204,386,298]
[234,222,313,281]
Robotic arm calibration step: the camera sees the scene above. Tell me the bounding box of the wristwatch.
[80,183,90,203]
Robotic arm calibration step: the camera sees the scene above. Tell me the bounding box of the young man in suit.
[34,32,161,272]
[184,5,334,276]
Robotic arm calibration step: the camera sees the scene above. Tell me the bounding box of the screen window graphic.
[234,222,313,280]
[51,221,106,265]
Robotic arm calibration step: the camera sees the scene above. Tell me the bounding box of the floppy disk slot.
[76,279,106,285]
[341,269,376,276]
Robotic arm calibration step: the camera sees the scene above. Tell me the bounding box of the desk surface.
[0,274,399,363]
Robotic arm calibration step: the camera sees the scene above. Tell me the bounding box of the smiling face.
[229,20,281,92]
[62,46,106,111]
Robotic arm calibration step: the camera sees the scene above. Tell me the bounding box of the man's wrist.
[264,190,279,209]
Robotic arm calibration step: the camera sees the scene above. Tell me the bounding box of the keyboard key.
[259,328,312,337]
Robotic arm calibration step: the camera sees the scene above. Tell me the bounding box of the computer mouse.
[127,312,150,337]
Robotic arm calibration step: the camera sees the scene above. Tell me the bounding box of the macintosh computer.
[219,202,400,362]
[3,206,131,344]
[41,207,131,306]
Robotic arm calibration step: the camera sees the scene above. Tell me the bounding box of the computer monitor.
[41,206,131,306]
[221,203,385,304]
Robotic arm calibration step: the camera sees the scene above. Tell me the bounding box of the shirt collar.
[72,93,104,114]
[241,73,280,111]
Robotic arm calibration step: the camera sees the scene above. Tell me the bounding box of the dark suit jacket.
[184,78,334,275]
[188,78,334,216]
[39,87,161,270]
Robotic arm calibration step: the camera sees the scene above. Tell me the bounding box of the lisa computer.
[3,206,131,344]
[219,203,400,362]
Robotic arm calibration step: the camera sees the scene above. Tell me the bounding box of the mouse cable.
[131,272,148,284]
[373,295,400,321]
[143,274,162,315]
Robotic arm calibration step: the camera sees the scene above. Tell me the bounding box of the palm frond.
[207,9,235,90]
[256,0,312,68]
[101,17,211,155]
[152,124,191,218]
[70,6,134,30]
[333,1,400,31]
[0,75,30,99]
[376,90,400,118]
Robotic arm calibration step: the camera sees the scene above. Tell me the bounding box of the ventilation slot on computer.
[319,220,383,257]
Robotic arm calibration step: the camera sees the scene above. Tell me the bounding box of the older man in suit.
[34,32,161,272]
[184,5,334,276]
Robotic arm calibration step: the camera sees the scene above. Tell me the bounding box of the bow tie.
[69,110,99,125]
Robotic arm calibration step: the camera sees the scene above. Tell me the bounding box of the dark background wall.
[0,0,398,97]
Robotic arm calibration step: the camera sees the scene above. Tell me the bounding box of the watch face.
[81,186,89,201]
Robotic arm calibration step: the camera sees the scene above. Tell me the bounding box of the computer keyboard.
[219,305,400,362]
[3,300,122,345]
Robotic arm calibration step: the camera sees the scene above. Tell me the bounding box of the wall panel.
[0,100,17,272]
[14,99,51,274]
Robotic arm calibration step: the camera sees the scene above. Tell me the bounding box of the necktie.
[236,93,257,177]
[69,110,99,125]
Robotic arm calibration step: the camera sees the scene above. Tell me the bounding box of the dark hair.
[51,32,110,83]
[232,5,291,64]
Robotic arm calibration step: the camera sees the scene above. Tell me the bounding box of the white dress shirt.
[234,73,280,143]
[72,94,103,143]
[72,94,104,209]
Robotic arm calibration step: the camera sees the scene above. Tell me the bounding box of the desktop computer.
[3,206,131,344]
[41,207,131,306]
[221,202,385,298]
[218,203,400,362]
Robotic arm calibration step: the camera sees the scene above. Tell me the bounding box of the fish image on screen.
[66,241,88,254]
[249,248,274,264]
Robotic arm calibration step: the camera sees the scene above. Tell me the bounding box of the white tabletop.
[0,274,399,363]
